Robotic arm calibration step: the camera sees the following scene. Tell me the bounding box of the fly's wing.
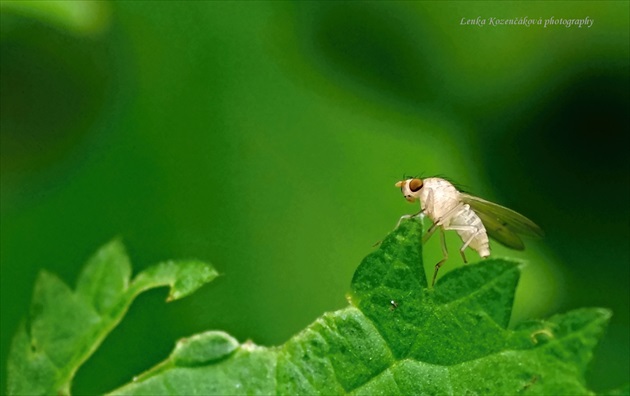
[474,210,526,250]
[460,193,544,250]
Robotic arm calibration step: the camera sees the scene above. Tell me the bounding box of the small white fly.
[395,177,544,286]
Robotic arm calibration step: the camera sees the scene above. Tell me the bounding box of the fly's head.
[395,178,423,203]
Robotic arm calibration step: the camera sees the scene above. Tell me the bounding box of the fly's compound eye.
[409,178,423,192]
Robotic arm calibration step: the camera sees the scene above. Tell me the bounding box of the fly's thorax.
[420,178,461,221]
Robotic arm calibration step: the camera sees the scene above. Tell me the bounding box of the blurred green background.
[1,1,628,393]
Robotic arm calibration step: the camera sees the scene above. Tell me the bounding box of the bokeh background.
[1,1,628,394]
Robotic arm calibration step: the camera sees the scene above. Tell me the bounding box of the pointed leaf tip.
[76,238,132,313]
[131,259,219,302]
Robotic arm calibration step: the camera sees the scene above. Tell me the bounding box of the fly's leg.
[431,227,448,286]
[394,190,428,232]
[373,206,424,247]
[394,207,425,229]
[442,225,484,263]
[424,188,434,212]
[418,188,436,242]
[422,221,439,244]
[432,223,482,286]
[423,203,465,244]
[459,228,485,262]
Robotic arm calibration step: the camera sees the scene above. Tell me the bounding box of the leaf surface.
[6,240,218,395]
[6,221,611,395]
[108,220,610,395]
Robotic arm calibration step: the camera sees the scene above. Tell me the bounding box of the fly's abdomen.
[452,206,490,258]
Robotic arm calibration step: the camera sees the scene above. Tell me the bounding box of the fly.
[395,177,544,286]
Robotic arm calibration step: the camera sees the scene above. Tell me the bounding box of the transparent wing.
[474,210,525,250]
[460,193,544,249]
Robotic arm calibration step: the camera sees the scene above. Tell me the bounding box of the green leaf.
[170,331,239,367]
[76,239,131,315]
[106,219,610,395]
[7,220,614,395]
[6,240,218,396]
